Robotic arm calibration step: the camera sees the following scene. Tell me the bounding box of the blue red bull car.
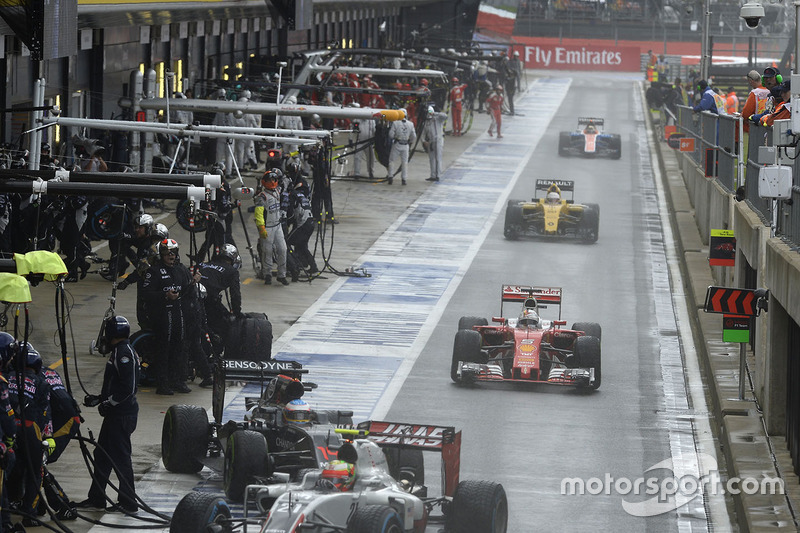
[451,285,602,390]
[558,117,621,159]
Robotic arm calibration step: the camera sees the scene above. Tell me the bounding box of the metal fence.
[673,104,800,247]
[675,105,738,193]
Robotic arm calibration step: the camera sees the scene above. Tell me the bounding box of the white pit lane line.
[635,83,730,531]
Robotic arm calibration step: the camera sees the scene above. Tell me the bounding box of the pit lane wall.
[655,103,800,530]
[511,37,640,71]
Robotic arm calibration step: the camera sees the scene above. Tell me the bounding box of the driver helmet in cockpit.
[518,306,540,328]
[584,123,597,134]
[546,191,561,205]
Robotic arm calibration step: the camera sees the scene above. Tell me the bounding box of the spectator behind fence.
[692,80,725,114]
[757,81,791,127]
[725,87,739,115]
[741,70,770,134]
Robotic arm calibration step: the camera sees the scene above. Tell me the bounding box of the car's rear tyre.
[458,316,488,331]
[610,135,622,159]
[571,322,602,340]
[579,203,600,243]
[448,480,508,533]
[574,335,601,390]
[503,202,523,240]
[558,132,571,157]
[161,405,209,474]
[384,448,425,486]
[169,492,230,533]
[452,329,484,383]
[347,505,404,533]
[223,430,269,501]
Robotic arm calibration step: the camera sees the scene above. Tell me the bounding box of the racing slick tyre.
[503,201,524,240]
[579,203,600,243]
[161,405,209,474]
[347,505,404,533]
[610,135,622,159]
[384,448,425,486]
[558,132,570,157]
[448,480,508,533]
[175,199,208,233]
[458,316,488,331]
[574,335,601,390]
[169,491,230,533]
[571,322,602,340]
[452,329,484,383]
[224,430,270,501]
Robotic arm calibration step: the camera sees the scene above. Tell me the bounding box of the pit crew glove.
[258,225,268,239]
[84,394,101,408]
[117,279,129,290]
[98,401,112,417]
[43,438,56,456]
[0,442,7,469]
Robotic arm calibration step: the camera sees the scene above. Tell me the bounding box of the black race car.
[558,117,621,159]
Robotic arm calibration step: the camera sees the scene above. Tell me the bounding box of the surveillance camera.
[740,2,765,28]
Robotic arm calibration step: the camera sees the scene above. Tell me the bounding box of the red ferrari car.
[451,285,601,390]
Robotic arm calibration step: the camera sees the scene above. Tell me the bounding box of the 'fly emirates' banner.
[513,42,640,72]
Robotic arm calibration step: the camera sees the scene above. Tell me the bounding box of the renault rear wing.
[500,285,563,319]
[354,421,462,496]
[534,179,574,201]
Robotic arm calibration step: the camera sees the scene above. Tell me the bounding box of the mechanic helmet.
[261,170,280,190]
[348,73,359,81]
[420,78,429,86]
[240,89,252,100]
[546,191,560,204]
[310,114,322,126]
[518,307,540,328]
[134,213,155,235]
[399,108,408,120]
[41,142,51,153]
[495,84,504,92]
[213,243,240,267]
[153,223,169,242]
[427,105,435,117]
[283,399,312,426]
[513,50,520,57]
[104,315,131,341]
[286,95,297,105]
[215,88,227,100]
[321,460,355,491]
[349,102,360,108]
[20,342,42,373]
[451,76,459,84]
[0,332,16,368]
[159,238,180,256]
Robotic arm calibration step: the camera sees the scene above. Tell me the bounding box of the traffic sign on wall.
[709,229,736,267]
[703,286,768,317]
[722,314,750,343]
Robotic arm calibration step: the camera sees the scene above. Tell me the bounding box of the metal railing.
[673,104,800,247]
[675,105,738,193]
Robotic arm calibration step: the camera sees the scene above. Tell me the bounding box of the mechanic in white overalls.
[278,95,304,160]
[387,109,416,185]
[352,105,376,179]
[254,170,288,285]
[422,105,447,182]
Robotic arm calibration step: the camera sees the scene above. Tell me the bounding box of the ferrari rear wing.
[355,421,462,497]
[578,117,604,126]
[500,285,563,319]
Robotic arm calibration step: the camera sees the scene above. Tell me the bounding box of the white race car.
[169,421,508,533]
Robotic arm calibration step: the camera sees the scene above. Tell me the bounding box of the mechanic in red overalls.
[449,77,468,136]
[486,84,505,139]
